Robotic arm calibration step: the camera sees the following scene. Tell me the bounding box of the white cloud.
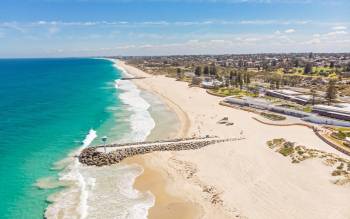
[332,25,347,30]
[285,28,296,33]
[325,30,347,36]
[0,22,26,32]
[304,38,321,44]
[210,39,226,43]
[240,20,310,25]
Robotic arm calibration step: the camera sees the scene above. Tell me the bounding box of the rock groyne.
[79,137,243,166]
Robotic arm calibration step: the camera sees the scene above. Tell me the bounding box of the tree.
[176,68,182,79]
[236,72,243,90]
[346,62,350,71]
[293,59,300,67]
[262,61,269,70]
[304,62,313,74]
[203,66,209,75]
[194,66,202,77]
[330,61,335,68]
[231,71,238,87]
[271,59,277,67]
[276,80,280,89]
[325,80,337,105]
[310,88,317,105]
[309,52,314,59]
[245,72,251,85]
[229,70,234,87]
[210,64,217,76]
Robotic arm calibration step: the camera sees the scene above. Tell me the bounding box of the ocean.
[0,58,177,219]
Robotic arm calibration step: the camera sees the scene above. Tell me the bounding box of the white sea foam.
[45,59,156,219]
[45,129,97,219]
[113,61,156,141]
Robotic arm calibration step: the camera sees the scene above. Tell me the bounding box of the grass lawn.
[210,87,258,97]
[334,127,350,132]
[290,66,342,77]
[260,112,286,121]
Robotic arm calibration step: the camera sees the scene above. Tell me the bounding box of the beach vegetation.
[278,145,295,156]
[210,87,258,97]
[203,66,210,75]
[337,162,344,170]
[195,66,202,76]
[302,106,312,113]
[331,130,350,140]
[267,138,350,185]
[260,112,286,121]
[325,79,337,104]
[304,62,313,74]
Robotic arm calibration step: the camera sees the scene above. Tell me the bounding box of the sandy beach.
[118,60,350,219]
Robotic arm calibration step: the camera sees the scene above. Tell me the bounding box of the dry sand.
[118,60,350,219]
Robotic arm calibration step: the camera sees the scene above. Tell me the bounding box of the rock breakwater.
[79,137,243,166]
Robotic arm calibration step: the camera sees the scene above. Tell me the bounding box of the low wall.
[252,117,314,129]
[314,130,350,156]
[206,90,226,97]
[219,101,258,114]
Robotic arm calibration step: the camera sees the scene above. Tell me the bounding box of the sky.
[0,0,349,58]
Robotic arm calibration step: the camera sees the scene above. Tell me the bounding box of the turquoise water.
[0,58,129,218]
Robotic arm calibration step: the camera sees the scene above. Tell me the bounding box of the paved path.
[95,137,223,153]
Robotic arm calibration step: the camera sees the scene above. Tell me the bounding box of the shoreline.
[117,60,203,219]
[118,59,350,219]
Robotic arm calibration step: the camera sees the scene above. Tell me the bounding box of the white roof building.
[312,103,350,121]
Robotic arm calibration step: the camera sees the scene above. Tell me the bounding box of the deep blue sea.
[0,58,135,218]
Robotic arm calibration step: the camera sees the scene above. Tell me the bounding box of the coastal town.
[112,53,350,154]
[3,0,350,218]
[77,57,350,219]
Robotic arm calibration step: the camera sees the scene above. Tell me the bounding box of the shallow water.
[0,58,180,219]
[0,58,125,218]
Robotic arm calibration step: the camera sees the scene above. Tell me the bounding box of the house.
[266,89,322,105]
[201,78,223,88]
[265,89,301,100]
[184,71,195,77]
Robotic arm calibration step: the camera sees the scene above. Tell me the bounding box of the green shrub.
[279,146,294,156]
[261,112,286,121]
[331,131,347,140]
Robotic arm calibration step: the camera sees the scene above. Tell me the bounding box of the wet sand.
[123,87,202,219]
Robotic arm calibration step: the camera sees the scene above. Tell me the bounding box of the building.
[302,115,350,127]
[266,89,301,100]
[184,71,195,77]
[312,103,350,121]
[266,89,322,105]
[201,78,223,88]
[224,97,311,118]
[224,97,350,127]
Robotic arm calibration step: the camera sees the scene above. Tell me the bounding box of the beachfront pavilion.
[265,89,322,105]
[312,103,350,121]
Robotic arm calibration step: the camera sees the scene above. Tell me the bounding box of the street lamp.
[102,136,108,153]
